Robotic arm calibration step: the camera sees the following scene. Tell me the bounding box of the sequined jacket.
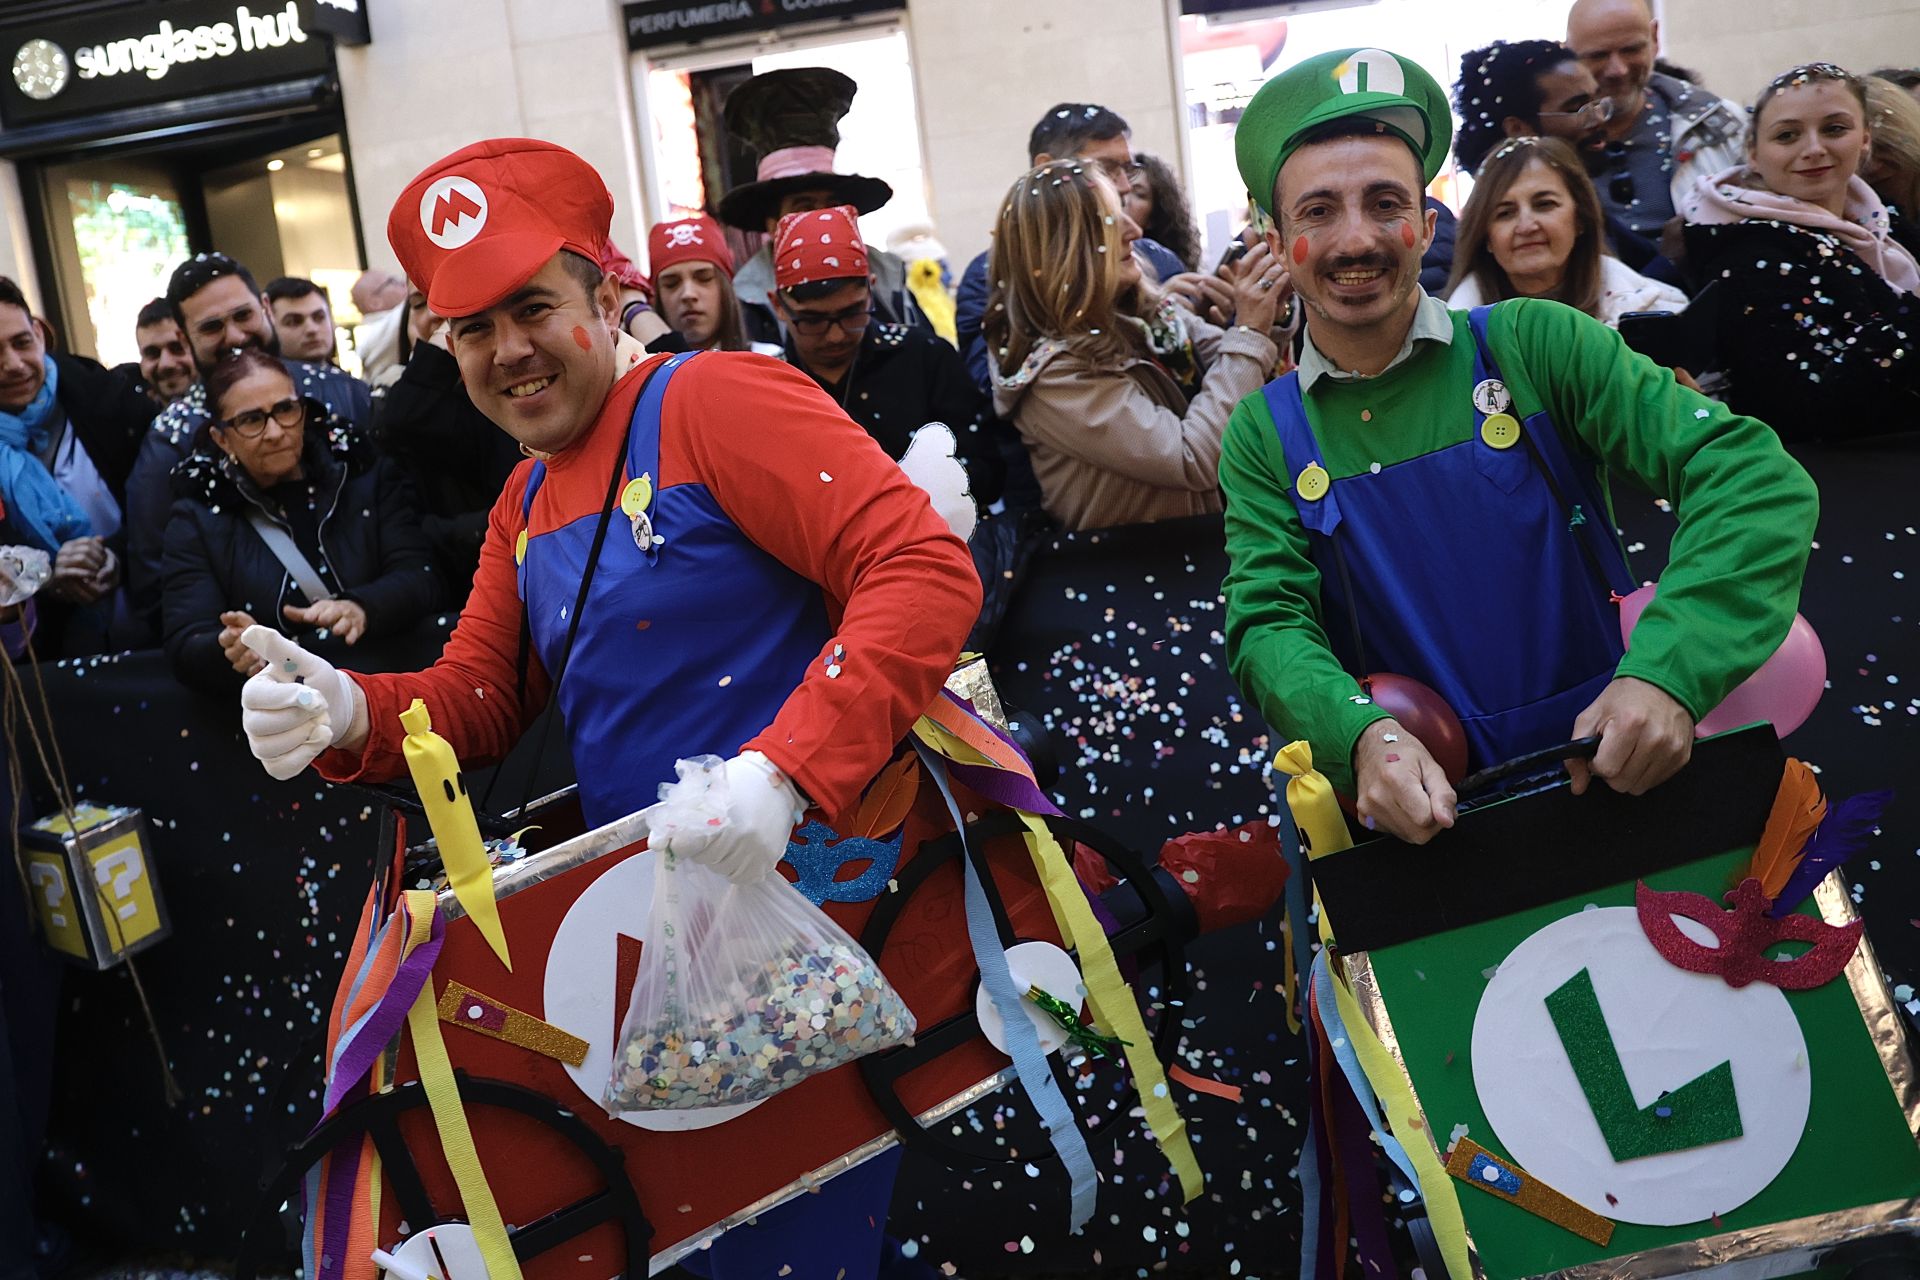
[1684,217,1920,441]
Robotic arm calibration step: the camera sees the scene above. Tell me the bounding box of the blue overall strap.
[624,350,701,566]
[515,459,547,603]
[913,742,1100,1232]
[1464,305,1634,595]
[1259,373,1342,536]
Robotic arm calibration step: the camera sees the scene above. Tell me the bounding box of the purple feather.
[1769,790,1894,916]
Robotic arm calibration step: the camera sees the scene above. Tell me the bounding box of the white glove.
[657,751,805,883]
[239,625,360,780]
[899,424,977,543]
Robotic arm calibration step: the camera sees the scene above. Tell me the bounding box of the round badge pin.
[620,474,653,517]
[1472,378,1511,416]
[1296,462,1332,502]
[1480,412,1522,450]
[631,510,654,551]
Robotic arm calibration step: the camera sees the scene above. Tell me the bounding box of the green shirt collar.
[1296,290,1453,392]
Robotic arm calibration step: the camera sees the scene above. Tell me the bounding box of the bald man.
[1565,0,1745,234]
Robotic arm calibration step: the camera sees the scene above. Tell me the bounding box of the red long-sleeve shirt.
[317,351,981,828]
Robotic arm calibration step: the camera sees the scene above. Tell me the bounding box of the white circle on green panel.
[1469,906,1809,1226]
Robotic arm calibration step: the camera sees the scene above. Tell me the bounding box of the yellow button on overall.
[514,528,528,565]
[1296,462,1331,501]
[1480,412,1522,450]
[620,474,653,517]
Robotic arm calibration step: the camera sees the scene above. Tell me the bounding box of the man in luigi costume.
[1219,48,1818,844]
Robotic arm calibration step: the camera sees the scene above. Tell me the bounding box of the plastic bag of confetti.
[603,757,916,1113]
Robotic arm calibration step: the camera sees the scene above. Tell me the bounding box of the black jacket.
[371,341,519,595]
[784,321,1004,505]
[1684,216,1920,441]
[161,414,443,692]
[50,350,156,510]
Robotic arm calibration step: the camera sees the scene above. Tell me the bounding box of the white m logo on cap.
[1336,48,1405,96]
[420,175,488,250]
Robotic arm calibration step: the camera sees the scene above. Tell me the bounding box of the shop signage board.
[624,0,905,52]
[0,0,334,127]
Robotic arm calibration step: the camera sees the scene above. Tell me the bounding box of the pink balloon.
[1618,583,1827,739]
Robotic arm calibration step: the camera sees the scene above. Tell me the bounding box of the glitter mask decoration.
[781,820,904,906]
[1633,878,1864,990]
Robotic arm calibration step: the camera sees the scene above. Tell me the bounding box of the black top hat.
[714,67,893,231]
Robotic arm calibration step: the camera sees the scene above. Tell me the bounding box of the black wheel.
[857,807,1191,1172]
[234,1073,651,1280]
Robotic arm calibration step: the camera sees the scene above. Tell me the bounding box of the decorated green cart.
[1296,725,1920,1279]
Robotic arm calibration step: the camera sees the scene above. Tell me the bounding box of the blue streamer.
[1275,784,1322,1275]
[1310,951,1420,1192]
[914,744,1099,1231]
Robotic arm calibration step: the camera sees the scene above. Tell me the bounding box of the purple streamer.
[1333,1059,1401,1280]
[316,1134,363,1280]
[945,758,1061,816]
[323,906,445,1114]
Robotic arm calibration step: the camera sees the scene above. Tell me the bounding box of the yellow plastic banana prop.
[399,699,511,970]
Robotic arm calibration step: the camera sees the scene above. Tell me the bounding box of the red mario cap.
[388,138,613,319]
[772,205,869,291]
[647,214,735,289]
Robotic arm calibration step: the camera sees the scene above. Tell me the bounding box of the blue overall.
[517,352,932,1280]
[517,351,831,830]
[1258,306,1634,770]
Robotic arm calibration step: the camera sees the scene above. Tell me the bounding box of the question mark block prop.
[22,803,170,969]
[1311,727,1920,1278]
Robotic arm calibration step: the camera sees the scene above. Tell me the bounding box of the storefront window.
[642,25,930,261]
[1181,0,1575,269]
[63,175,188,367]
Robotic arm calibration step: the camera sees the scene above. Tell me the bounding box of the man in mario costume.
[233,137,977,1278]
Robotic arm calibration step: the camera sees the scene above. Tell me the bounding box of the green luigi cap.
[1235,47,1452,214]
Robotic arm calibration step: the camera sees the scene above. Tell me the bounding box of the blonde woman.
[987,159,1290,532]
[1862,73,1920,241]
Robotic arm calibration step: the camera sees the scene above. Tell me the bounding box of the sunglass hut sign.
[2,1,332,126]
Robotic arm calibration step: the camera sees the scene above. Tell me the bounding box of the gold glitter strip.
[435,979,588,1067]
[1445,1137,1615,1247]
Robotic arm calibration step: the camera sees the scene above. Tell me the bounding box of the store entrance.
[28,114,361,368]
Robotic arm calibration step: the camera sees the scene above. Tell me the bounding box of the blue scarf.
[0,358,92,552]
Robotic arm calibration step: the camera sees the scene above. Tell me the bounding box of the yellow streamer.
[1018,815,1204,1205]
[1325,954,1474,1279]
[401,700,512,970]
[400,890,524,1280]
[1272,743,1473,1275]
[1272,741,1352,861]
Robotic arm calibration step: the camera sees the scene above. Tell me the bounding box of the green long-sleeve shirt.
[1221,296,1818,794]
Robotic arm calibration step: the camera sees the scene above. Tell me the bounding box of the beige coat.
[992,311,1278,532]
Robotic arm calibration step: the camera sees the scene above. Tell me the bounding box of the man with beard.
[1565,0,1744,236]
[1218,48,1816,843]
[123,252,373,639]
[129,298,196,406]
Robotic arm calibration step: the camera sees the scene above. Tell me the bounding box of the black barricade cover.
[30,435,1920,1275]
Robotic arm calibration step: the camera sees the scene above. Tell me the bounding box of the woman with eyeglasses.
[1679,62,1920,440]
[1446,137,1687,323]
[161,348,442,691]
[987,159,1292,532]
[1451,39,1685,287]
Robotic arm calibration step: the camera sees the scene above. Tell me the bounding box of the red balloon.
[1362,672,1469,783]
[1618,583,1827,738]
